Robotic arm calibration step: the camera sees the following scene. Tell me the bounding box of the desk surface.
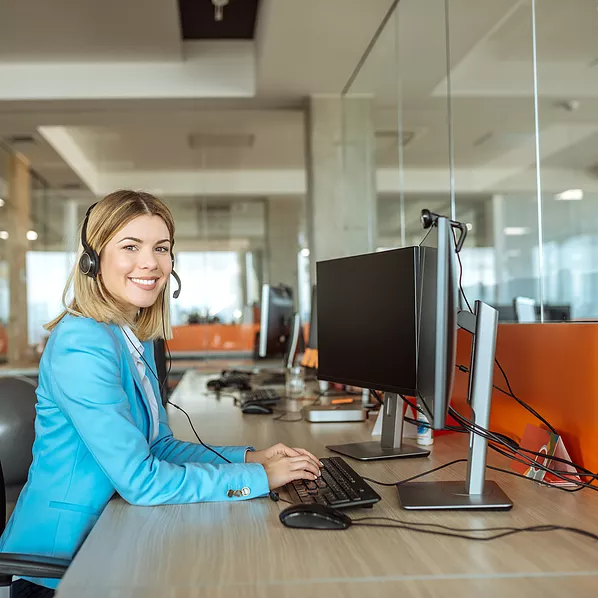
[56,371,598,598]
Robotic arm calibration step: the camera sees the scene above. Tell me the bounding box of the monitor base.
[326,441,430,461]
[397,480,513,510]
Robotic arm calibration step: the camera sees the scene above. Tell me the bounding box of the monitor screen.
[316,247,420,395]
[258,284,295,358]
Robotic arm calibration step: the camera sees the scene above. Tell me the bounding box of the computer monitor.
[316,246,430,461]
[307,284,318,350]
[416,221,459,431]
[283,312,305,369]
[396,213,512,511]
[513,296,537,323]
[258,284,295,359]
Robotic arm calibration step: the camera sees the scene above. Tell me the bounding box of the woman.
[0,190,320,597]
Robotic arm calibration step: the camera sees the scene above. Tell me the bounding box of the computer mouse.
[241,403,273,415]
[279,503,352,530]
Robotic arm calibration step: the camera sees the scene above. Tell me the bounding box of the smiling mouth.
[129,277,159,290]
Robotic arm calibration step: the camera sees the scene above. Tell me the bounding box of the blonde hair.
[46,190,175,341]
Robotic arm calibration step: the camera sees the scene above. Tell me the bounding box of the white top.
[121,325,160,442]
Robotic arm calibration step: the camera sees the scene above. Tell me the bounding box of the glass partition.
[340,0,591,324]
[536,0,598,321]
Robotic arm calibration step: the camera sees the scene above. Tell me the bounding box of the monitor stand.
[397,300,513,510]
[326,393,430,461]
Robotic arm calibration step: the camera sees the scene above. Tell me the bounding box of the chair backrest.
[0,377,37,487]
[0,459,6,536]
[513,296,537,323]
[153,339,168,406]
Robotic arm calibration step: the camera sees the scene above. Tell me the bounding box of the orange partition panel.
[169,324,259,353]
[0,325,6,356]
[452,323,598,474]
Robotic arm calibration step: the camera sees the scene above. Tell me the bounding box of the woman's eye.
[123,245,137,251]
[155,246,169,253]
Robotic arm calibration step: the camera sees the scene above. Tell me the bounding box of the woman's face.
[100,215,172,318]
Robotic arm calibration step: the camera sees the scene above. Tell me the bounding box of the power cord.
[452,243,560,437]
[349,517,598,543]
[122,325,234,466]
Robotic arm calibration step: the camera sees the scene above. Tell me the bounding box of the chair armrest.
[0,553,70,579]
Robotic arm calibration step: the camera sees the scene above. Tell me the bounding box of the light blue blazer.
[0,314,270,589]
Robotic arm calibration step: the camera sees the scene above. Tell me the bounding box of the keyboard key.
[283,456,381,510]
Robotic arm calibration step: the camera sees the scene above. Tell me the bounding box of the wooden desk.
[56,371,598,598]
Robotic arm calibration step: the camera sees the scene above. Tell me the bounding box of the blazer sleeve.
[49,319,270,506]
[150,402,251,465]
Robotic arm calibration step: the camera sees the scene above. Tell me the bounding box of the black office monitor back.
[316,247,420,395]
[307,284,318,349]
[258,284,295,358]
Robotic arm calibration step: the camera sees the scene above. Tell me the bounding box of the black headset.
[79,202,182,299]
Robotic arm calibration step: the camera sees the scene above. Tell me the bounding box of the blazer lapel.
[112,326,153,441]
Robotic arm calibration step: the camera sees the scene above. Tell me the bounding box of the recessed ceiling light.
[466,223,473,231]
[503,227,530,236]
[300,248,310,257]
[0,231,8,240]
[554,189,583,201]
[27,230,38,241]
[0,198,4,207]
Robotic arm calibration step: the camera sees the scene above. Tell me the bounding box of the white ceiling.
[0,0,182,62]
[0,0,597,199]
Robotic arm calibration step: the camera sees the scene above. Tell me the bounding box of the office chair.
[0,378,69,595]
[0,458,70,595]
[153,339,169,406]
[513,296,537,323]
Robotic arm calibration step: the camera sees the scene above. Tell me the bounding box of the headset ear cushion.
[79,252,92,275]
[79,250,98,278]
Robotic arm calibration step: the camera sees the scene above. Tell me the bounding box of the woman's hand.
[246,443,322,490]
[261,454,321,490]
[246,443,321,470]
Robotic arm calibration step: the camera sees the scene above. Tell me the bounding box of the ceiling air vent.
[5,134,37,145]
[188,133,255,149]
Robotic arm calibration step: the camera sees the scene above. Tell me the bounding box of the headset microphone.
[171,268,182,299]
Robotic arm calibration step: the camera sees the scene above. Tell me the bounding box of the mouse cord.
[350,517,598,543]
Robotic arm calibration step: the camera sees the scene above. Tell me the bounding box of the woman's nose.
[139,248,159,270]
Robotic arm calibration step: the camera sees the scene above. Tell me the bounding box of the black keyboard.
[284,457,380,509]
[240,388,281,406]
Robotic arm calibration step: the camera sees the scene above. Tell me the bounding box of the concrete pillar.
[6,152,31,365]
[64,198,79,254]
[305,95,377,282]
[266,198,302,305]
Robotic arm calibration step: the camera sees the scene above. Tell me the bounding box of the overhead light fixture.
[554,189,583,201]
[0,198,4,207]
[503,227,530,236]
[0,231,8,240]
[212,0,229,21]
[466,223,473,231]
[27,230,38,241]
[300,248,310,257]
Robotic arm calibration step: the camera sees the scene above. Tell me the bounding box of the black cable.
[452,240,559,436]
[362,459,467,487]
[449,406,598,491]
[493,359,558,435]
[350,519,598,543]
[418,225,434,248]
[452,228,473,313]
[123,325,235,466]
[272,410,304,423]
